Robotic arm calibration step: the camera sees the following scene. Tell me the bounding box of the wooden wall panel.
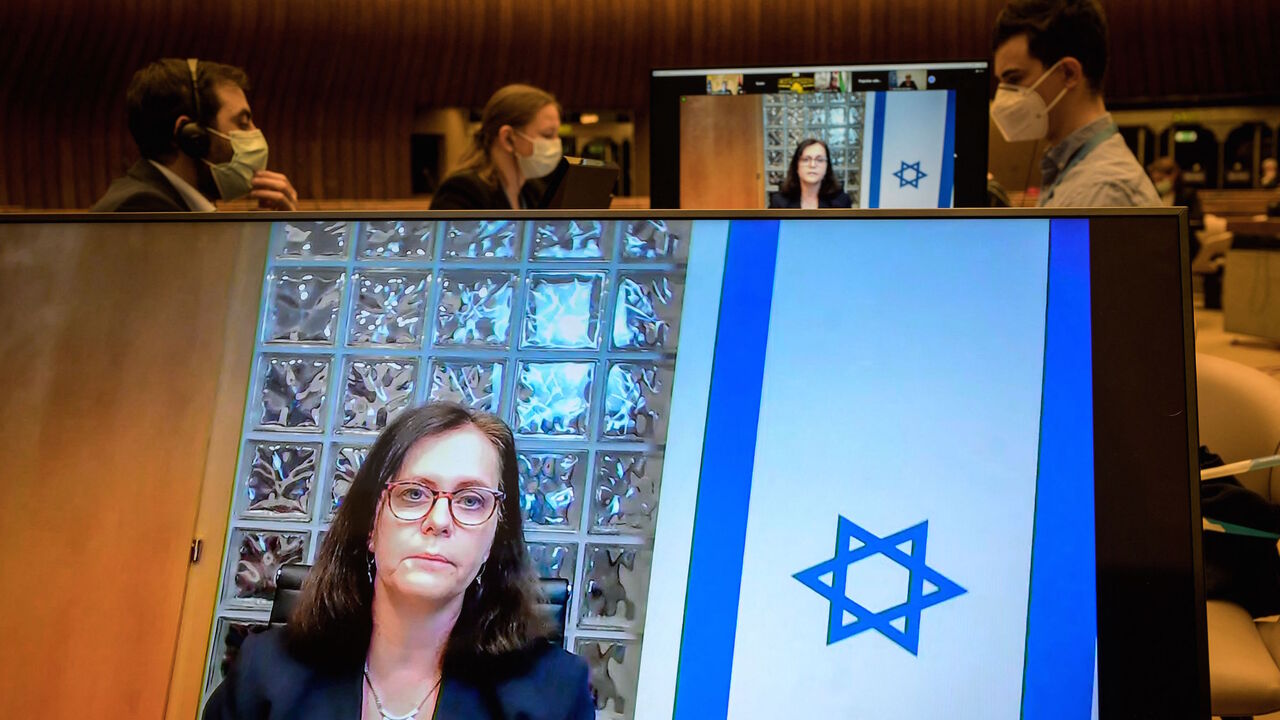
[0,221,258,718]
[0,0,1276,209]
[680,95,765,209]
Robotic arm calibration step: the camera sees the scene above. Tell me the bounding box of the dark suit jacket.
[768,191,854,209]
[90,159,194,212]
[430,170,545,211]
[203,627,595,720]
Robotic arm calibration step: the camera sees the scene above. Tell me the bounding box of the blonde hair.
[458,84,559,186]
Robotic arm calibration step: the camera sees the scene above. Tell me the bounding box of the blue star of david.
[893,160,928,188]
[793,517,965,654]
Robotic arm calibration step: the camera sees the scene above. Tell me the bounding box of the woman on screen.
[430,84,563,210]
[203,402,594,720]
[768,138,853,209]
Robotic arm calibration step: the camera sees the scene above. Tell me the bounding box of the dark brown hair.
[992,0,1109,93]
[457,83,560,187]
[126,58,250,160]
[778,138,843,200]
[286,402,549,671]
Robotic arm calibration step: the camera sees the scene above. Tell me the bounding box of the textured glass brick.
[442,220,522,260]
[521,272,605,350]
[526,541,577,582]
[515,361,595,437]
[426,359,504,414]
[242,442,320,520]
[611,273,683,351]
[435,271,517,348]
[340,358,416,433]
[518,451,585,530]
[621,220,691,262]
[275,221,351,258]
[257,356,330,432]
[348,271,430,347]
[265,268,345,344]
[224,530,309,606]
[576,637,641,720]
[328,445,368,520]
[357,221,435,260]
[530,220,609,260]
[601,362,673,442]
[579,544,651,631]
[591,452,662,536]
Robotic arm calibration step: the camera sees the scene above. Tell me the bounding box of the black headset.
[174,58,211,159]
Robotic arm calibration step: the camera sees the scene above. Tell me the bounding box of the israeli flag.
[721,220,1049,718]
[863,90,956,208]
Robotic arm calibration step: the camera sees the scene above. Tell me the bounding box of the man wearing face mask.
[91,58,297,212]
[991,0,1159,208]
[430,84,563,211]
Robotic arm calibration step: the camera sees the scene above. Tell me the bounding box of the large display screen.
[639,217,1101,718]
[0,210,1203,720]
[649,63,990,209]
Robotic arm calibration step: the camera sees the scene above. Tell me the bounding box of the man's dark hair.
[125,58,250,160]
[992,0,1109,92]
[286,402,551,674]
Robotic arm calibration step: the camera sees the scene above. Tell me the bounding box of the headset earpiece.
[174,58,210,159]
[176,119,210,159]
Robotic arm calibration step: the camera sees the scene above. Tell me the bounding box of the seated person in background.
[92,58,296,212]
[1146,156,1198,208]
[768,139,853,209]
[897,73,919,89]
[204,402,593,719]
[991,0,1160,208]
[430,84,562,210]
[1262,158,1279,189]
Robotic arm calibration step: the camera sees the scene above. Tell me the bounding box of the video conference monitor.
[3,209,1203,719]
[649,62,991,209]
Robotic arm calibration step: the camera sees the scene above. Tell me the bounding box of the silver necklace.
[362,662,443,720]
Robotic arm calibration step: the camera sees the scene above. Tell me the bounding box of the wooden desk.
[1227,219,1280,237]
[1200,189,1280,221]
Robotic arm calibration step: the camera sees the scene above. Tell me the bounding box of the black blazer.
[430,170,545,211]
[90,159,193,212]
[203,628,595,720]
[767,190,854,209]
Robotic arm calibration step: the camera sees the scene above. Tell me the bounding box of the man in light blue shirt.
[991,0,1160,208]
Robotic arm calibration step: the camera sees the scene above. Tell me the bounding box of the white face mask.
[990,59,1069,143]
[205,128,269,200]
[514,130,563,179]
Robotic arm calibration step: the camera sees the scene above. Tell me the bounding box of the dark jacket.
[203,627,595,720]
[90,159,194,212]
[1200,446,1280,618]
[767,190,854,209]
[430,169,545,211]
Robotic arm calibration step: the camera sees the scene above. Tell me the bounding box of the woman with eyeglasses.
[768,138,853,209]
[204,402,593,720]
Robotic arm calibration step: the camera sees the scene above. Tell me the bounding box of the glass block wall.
[202,218,691,720]
[763,92,868,205]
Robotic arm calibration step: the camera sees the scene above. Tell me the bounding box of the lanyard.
[1042,121,1119,202]
[1204,517,1280,541]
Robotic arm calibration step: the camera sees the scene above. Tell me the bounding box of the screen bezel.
[0,208,1204,718]
[647,61,992,210]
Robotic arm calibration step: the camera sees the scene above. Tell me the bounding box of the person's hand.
[250,170,298,211]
